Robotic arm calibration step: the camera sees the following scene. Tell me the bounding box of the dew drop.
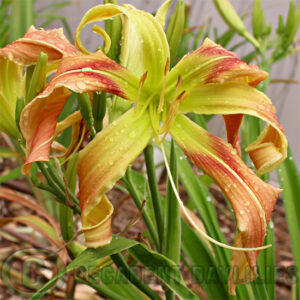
[77,82,86,90]
[129,130,136,138]
[206,196,212,202]
[258,104,265,110]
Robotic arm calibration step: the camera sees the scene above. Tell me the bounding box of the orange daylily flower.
[0,26,80,138]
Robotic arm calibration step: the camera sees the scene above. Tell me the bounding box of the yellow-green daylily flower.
[19,2,287,294]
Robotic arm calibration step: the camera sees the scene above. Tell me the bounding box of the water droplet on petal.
[129,130,136,138]
[77,82,86,90]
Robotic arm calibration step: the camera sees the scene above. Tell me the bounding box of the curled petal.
[20,52,139,173]
[77,109,153,247]
[170,114,281,295]
[155,0,172,28]
[76,3,169,90]
[166,38,267,96]
[0,26,80,66]
[223,114,243,147]
[178,83,287,174]
[81,195,114,247]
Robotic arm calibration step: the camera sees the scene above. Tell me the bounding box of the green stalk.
[162,140,181,300]
[257,221,275,299]
[122,168,160,250]
[144,144,164,248]
[111,253,162,300]
[9,0,34,42]
[59,154,78,243]
[162,140,181,262]
[47,161,80,207]
[37,162,80,214]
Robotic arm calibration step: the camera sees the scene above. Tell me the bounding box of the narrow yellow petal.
[77,108,153,247]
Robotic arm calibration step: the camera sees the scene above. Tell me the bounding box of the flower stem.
[144,144,164,249]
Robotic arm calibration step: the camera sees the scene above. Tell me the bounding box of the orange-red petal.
[166,38,267,96]
[20,51,139,173]
[170,114,281,295]
[178,83,287,174]
[0,26,80,66]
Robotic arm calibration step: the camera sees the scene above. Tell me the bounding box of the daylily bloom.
[18,2,287,294]
[0,26,80,138]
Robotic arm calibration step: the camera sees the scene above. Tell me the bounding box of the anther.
[135,71,148,112]
[158,57,170,113]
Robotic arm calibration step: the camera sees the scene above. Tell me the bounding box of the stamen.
[157,58,170,113]
[135,93,155,120]
[135,71,148,113]
[160,143,272,252]
[159,91,189,144]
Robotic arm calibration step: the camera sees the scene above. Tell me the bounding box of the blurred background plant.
[0,0,299,299]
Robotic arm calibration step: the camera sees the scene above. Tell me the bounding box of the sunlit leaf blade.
[0,166,22,184]
[77,268,150,300]
[111,253,162,300]
[129,244,199,299]
[29,236,198,300]
[181,220,228,299]
[257,221,275,300]
[0,215,60,248]
[277,146,300,299]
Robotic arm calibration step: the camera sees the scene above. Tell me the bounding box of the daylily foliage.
[0,1,288,295]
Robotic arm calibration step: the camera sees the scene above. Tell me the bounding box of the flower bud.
[166,0,185,65]
[15,96,25,132]
[213,0,260,49]
[26,51,48,103]
[78,93,96,138]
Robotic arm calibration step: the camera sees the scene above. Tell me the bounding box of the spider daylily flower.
[19,2,287,294]
[0,26,80,138]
